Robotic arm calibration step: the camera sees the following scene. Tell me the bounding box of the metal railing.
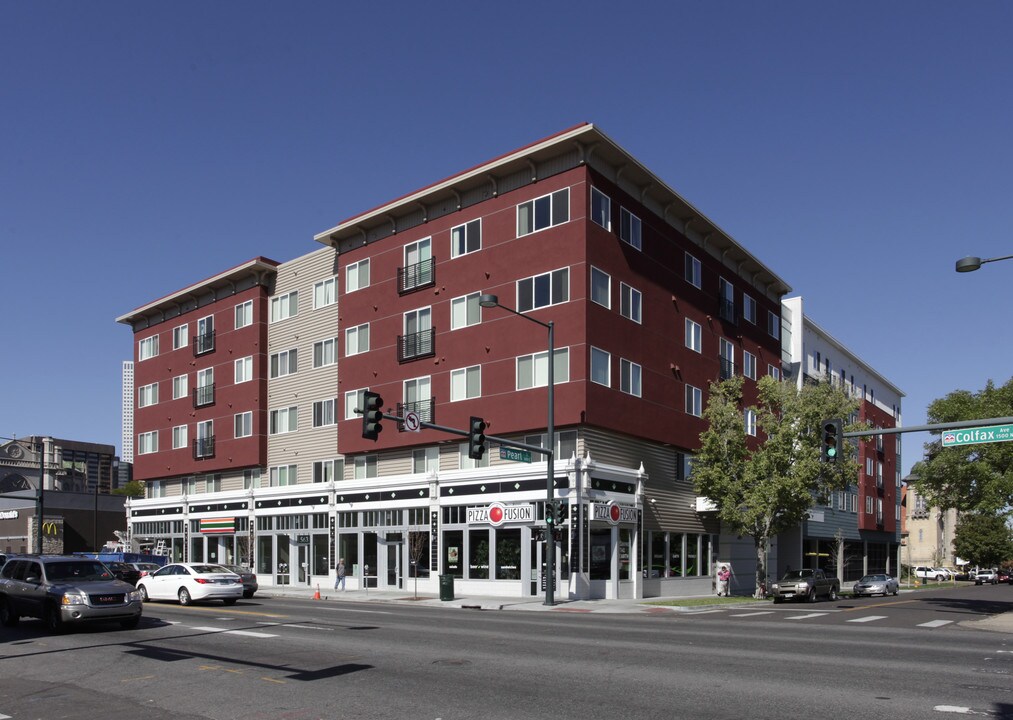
[397,257,436,294]
[193,383,215,408]
[397,328,435,362]
[396,397,435,431]
[193,435,215,460]
[194,331,216,356]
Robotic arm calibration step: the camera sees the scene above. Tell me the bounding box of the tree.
[692,375,861,597]
[915,377,1013,515]
[952,512,1013,568]
[112,480,145,497]
[407,531,430,599]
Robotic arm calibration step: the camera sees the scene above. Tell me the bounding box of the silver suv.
[0,555,143,632]
[975,569,998,585]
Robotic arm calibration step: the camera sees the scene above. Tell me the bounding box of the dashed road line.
[785,613,828,620]
[847,615,887,623]
[918,620,954,629]
[190,626,279,638]
[729,611,774,617]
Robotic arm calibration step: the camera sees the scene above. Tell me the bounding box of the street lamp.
[955,254,1013,273]
[478,293,557,606]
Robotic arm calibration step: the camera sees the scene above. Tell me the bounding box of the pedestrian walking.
[717,564,730,597]
[335,558,346,591]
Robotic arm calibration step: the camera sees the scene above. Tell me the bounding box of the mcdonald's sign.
[42,521,60,537]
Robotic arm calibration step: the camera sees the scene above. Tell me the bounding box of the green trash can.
[439,574,454,601]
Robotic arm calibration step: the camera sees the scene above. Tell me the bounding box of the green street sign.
[499,447,532,463]
[941,423,1013,448]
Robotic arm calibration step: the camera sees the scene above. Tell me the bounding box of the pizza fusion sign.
[467,502,534,526]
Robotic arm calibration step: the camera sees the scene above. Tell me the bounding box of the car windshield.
[191,564,232,575]
[862,575,888,582]
[780,570,814,580]
[46,561,112,581]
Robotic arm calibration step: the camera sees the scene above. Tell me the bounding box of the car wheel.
[772,596,783,604]
[45,604,66,634]
[223,598,237,606]
[243,590,254,599]
[138,584,149,602]
[808,588,817,603]
[178,588,192,606]
[0,598,19,628]
[828,587,838,601]
[120,616,140,630]
[936,575,944,582]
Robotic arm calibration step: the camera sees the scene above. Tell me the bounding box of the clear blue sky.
[3,2,1011,478]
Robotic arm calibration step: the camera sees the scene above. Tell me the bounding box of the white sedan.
[136,563,244,606]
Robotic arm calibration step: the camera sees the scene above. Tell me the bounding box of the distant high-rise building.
[121,360,134,463]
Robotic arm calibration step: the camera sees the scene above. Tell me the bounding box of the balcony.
[719,357,735,381]
[396,397,435,431]
[397,257,436,295]
[193,331,215,356]
[718,299,737,325]
[193,383,215,408]
[193,435,215,460]
[398,327,435,363]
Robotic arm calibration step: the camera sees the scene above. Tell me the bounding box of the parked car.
[128,562,162,577]
[997,568,1011,584]
[771,569,840,603]
[221,565,258,598]
[136,563,244,606]
[913,566,948,582]
[933,568,956,580]
[106,562,141,586]
[0,555,142,632]
[852,574,899,597]
[974,569,999,585]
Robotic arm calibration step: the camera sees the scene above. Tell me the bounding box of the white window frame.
[686,385,703,417]
[312,398,337,428]
[685,253,702,289]
[745,409,757,436]
[314,337,338,367]
[345,324,369,357]
[590,187,611,231]
[742,294,756,325]
[590,266,611,308]
[412,447,440,475]
[172,374,188,400]
[517,188,569,237]
[768,310,780,340]
[235,300,253,329]
[451,292,482,330]
[685,318,702,353]
[270,291,299,323]
[269,406,298,435]
[235,356,253,384]
[270,348,298,378]
[172,324,188,351]
[206,474,221,493]
[138,335,159,361]
[620,358,641,397]
[451,218,482,258]
[172,425,188,450]
[743,351,757,380]
[516,348,569,390]
[137,431,158,455]
[590,346,611,387]
[138,382,159,408]
[458,443,490,469]
[620,283,642,324]
[354,455,378,479]
[450,365,481,401]
[345,389,366,421]
[768,364,781,380]
[314,277,337,309]
[620,207,641,250]
[243,469,261,490]
[346,259,370,293]
[234,411,253,439]
[313,459,342,483]
[517,267,569,313]
[270,464,298,487]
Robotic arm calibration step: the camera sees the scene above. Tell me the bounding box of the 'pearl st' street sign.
[941,423,1013,448]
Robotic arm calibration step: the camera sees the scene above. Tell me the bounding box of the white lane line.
[730,611,775,617]
[0,713,12,719]
[918,620,954,628]
[190,626,278,638]
[256,622,332,631]
[847,615,887,623]
[785,613,827,620]
[933,706,974,715]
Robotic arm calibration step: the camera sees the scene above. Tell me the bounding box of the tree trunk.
[754,536,768,598]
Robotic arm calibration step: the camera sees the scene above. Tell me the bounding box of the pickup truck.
[771,568,840,603]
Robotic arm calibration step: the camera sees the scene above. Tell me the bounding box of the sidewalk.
[260,583,1013,631]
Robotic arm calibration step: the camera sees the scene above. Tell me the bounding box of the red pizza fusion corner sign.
[467,502,534,526]
[592,502,637,525]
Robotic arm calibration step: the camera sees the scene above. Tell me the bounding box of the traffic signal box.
[820,418,843,463]
[362,391,384,441]
[468,417,487,460]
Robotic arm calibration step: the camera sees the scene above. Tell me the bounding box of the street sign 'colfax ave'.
[941,423,1013,448]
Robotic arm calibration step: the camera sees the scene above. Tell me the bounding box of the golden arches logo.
[42,521,59,536]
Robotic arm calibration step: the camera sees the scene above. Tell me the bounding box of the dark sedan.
[106,562,141,586]
[222,565,258,598]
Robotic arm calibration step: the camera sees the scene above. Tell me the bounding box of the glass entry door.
[384,532,403,589]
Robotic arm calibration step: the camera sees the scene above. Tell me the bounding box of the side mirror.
[25,575,40,584]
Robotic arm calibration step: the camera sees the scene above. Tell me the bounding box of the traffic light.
[545,501,556,527]
[820,418,843,463]
[468,416,487,460]
[552,501,564,526]
[362,391,384,441]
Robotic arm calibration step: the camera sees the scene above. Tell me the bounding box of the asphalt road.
[1,583,1010,720]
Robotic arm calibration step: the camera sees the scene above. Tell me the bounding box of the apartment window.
[346,259,370,293]
[172,324,188,350]
[172,425,188,450]
[590,347,610,387]
[314,338,338,367]
[718,278,735,322]
[524,431,578,463]
[451,292,481,330]
[345,324,369,356]
[745,409,757,436]
[173,374,188,400]
[269,406,298,435]
[184,476,196,495]
[517,348,569,390]
[590,187,611,230]
[620,283,642,323]
[243,469,261,490]
[685,319,702,353]
[743,351,757,380]
[590,267,611,308]
[235,300,253,329]
[719,338,735,380]
[450,366,481,401]
[866,457,874,476]
[402,238,433,291]
[313,459,342,483]
[451,219,481,258]
[768,364,781,380]
[271,291,298,322]
[313,399,337,428]
[195,367,214,407]
[517,188,569,236]
[401,307,433,360]
[620,359,641,397]
[137,431,158,455]
[345,389,366,420]
[742,294,756,324]
[620,208,642,250]
[767,310,780,340]
[866,496,873,514]
[403,376,432,420]
[459,444,490,469]
[314,277,337,308]
[138,335,159,361]
[354,455,378,479]
[412,447,439,475]
[206,474,221,493]
[195,420,214,459]
[235,356,253,384]
[270,464,297,487]
[234,411,253,439]
[685,253,702,289]
[517,267,568,313]
[270,348,298,378]
[195,315,215,355]
[685,385,703,417]
[138,383,158,408]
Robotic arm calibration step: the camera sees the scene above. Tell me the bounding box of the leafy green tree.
[692,375,860,597]
[916,377,1013,514]
[112,480,145,497]
[952,512,1013,568]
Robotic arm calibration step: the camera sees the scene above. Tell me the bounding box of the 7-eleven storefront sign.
[200,517,235,534]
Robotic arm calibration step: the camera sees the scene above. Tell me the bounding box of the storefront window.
[256,535,273,575]
[619,528,631,580]
[651,532,666,578]
[312,534,329,575]
[277,534,291,584]
[590,528,611,580]
[443,530,463,578]
[190,537,204,563]
[686,533,699,576]
[669,533,683,577]
[559,528,570,579]
[495,529,521,579]
[469,529,489,579]
[408,531,430,578]
[338,533,359,577]
[363,532,377,587]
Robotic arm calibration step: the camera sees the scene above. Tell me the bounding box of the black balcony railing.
[193,435,215,460]
[396,397,435,431]
[193,383,216,408]
[719,357,736,381]
[397,257,436,294]
[718,299,737,324]
[194,331,216,356]
[398,327,435,363]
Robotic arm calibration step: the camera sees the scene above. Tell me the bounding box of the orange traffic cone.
[312,584,321,600]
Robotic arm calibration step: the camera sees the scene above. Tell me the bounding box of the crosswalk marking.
[191,626,278,638]
[785,613,827,620]
[847,615,887,623]
[918,620,954,629]
[730,611,774,617]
